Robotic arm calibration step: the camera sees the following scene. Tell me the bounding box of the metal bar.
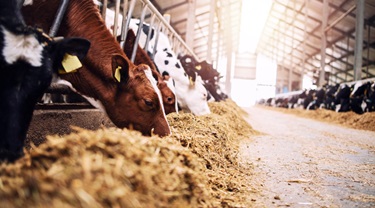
[325,4,356,32]
[144,14,156,51]
[138,0,199,61]
[345,36,350,81]
[318,0,329,87]
[302,0,308,86]
[113,0,121,37]
[49,0,70,37]
[185,0,196,49]
[120,0,137,49]
[206,0,216,63]
[35,103,95,110]
[367,20,370,77]
[101,0,108,22]
[122,0,128,25]
[151,21,162,60]
[215,27,221,70]
[131,5,148,62]
[354,0,365,80]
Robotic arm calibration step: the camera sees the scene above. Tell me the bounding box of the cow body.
[0,0,90,162]
[22,0,171,136]
[122,19,210,116]
[179,54,227,102]
[350,81,371,114]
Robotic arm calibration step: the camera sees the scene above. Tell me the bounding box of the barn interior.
[1,1,375,207]
[103,0,375,106]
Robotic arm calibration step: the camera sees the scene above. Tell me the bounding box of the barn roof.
[149,0,375,85]
[104,0,375,86]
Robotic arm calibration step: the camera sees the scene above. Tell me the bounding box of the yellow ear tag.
[114,66,122,82]
[195,65,201,70]
[189,76,195,86]
[62,54,82,73]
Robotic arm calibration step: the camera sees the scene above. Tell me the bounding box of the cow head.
[108,54,171,136]
[179,54,226,102]
[0,24,90,162]
[146,28,210,115]
[122,29,177,115]
[22,0,171,137]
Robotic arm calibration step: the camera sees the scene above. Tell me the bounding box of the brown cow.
[22,0,171,136]
[122,30,177,114]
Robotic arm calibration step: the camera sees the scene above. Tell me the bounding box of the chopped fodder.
[167,100,259,207]
[260,106,375,132]
[0,99,258,207]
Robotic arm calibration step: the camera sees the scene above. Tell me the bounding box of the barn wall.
[276,65,302,94]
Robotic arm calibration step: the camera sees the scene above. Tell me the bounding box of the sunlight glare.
[239,0,273,53]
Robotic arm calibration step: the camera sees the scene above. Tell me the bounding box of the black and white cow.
[0,0,90,162]
[365,82,375,112]
[179,54,228,102]
[104,10,211,116]
[128,19,211,115]
[333,84,351,112]
[323,84,339,111]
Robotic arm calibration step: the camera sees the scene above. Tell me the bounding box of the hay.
[260,106,375,132]
[0,99,257,207]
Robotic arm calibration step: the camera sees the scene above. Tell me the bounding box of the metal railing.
[101,0,200,62]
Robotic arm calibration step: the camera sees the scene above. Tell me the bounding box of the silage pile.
[261,106,375,132]
[0,100,258,208]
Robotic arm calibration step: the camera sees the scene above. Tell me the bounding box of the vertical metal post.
[215,28,221,70]
[131,6,148,62]
[120,0,137,49]
[101,0,108,21]
[113,0,121,37]
[345,36,350,81]
[319,0,329,87]
[206,0,216,63]
[151,22,162,60]
[144,14,156,51]
[366,21,370,77]
[289,0,296,91]
[225,43,233,97]
[49,0,70,37]
[121,0,129,33]
[354,0,365,81]
[302,0,309,87]
[186,0,196,49]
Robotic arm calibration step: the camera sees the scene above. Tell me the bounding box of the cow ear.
[111,54,130,83]
[51,38,91,74]
[56,38,91,60]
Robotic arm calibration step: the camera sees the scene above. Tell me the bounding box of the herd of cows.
[259,80,375,114]
[0,0,228,162]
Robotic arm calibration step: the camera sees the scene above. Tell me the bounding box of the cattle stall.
[2,1,375,207]
[29,0,206,141]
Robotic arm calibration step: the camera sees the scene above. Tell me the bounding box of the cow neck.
[63,0,128,79]
[22,0,133,102]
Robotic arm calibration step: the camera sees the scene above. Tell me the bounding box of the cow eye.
[144,99,154,107]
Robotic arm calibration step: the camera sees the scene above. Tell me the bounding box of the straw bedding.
[0,100,258,208]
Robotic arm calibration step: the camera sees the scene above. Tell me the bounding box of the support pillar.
[319,0,329,87]
[206,0,216,63]
[185,0,196,49]
[354,0,364,81]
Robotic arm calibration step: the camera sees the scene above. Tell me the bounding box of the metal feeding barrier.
[101,0,199,62]
[37,0,199,110]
